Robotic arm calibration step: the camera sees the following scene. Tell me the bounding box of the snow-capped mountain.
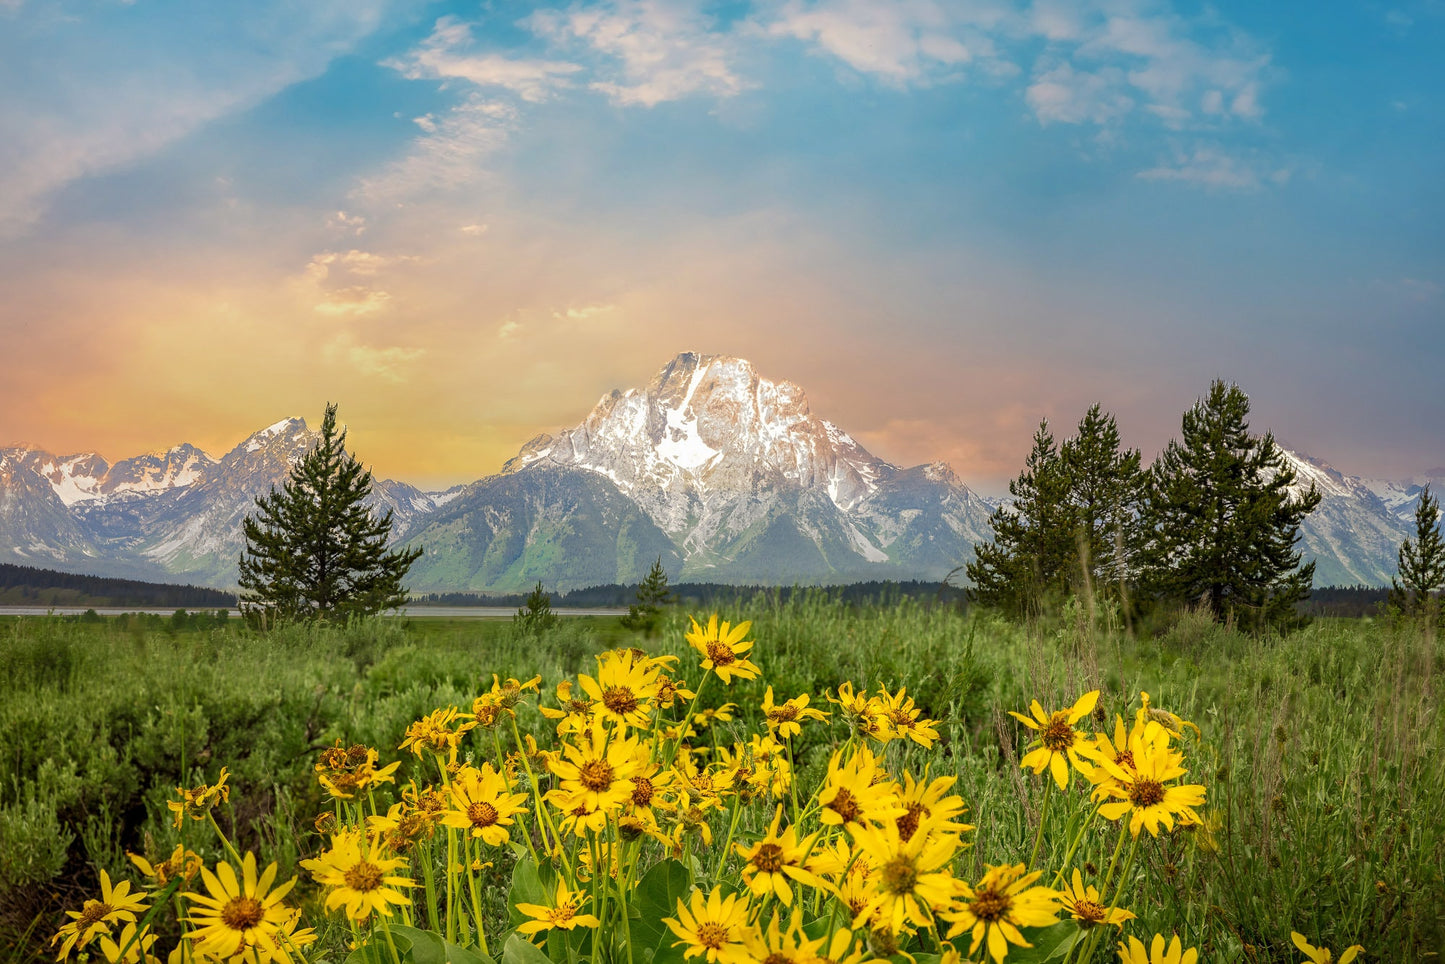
[0,352,1433,591]
[400,353,994,590]
[1279,449,1414,587]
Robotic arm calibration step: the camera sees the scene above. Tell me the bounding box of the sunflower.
[399,707,476,765]
[441,762,531,845]
[315,743,401,801]
[874,685,940,748]
[548,718,644,816]
[816,746,902,831]
[368,802,439,854]
[515,880,601,940]
[665,887,757,964]
[942,863,1061,964]
[847,819,961,934]
[1058,869,1134,930]
[301,828,415,922]
[1290,932,1365,964]
[185,853,303,964]
[1009,691,1100,790]
[128,846,203,890]
[1136,692,1200,741]
[685,615,760,685]
[761,687,828,739]
[539,680,596,736]
[736,806,829,906]
[168,766,231,829]
[52,870,150,960]
[1093,723,1205,838]
[93,923,159,964]
[893,772,975,843]
[745,909,829,964]
[827,682,889,742]
[1116,933,1199,964]
[580,650,661,729]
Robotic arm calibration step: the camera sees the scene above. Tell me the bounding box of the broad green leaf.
[500,933,557,964]
[630,859,692,958]
[507,857,549,929]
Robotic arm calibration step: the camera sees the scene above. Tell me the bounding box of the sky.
[1,0,1441,496]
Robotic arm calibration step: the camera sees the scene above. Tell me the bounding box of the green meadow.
[1,597,1440,962]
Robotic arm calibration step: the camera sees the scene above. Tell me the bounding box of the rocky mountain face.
[0,353,1433,591]
[441,353,996,590]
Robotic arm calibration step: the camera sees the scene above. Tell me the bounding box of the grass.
[1,595,1440,962]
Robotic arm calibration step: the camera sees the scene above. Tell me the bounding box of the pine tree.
[1059,404,1144,596]
[237,404,421,623]
[966,420,1074,616]
[621,556,673,633]
[1138,380,1321,630]
[515,582,557,634]
[1389,485,1445,621]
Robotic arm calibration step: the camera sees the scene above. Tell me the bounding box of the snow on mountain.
[475,352,994,584]
[1279,448,1414,586]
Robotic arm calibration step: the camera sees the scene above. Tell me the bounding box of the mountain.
[1280,450,1414,587]
[0,352,1434,590]
[402,353,995,590]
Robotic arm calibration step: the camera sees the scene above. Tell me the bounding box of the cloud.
[553,303,617,320]
[354,97,518,201]
[0,1,396,236]
[315,288,392,316]
[526,0,747,106]
[324,334,424,381]
[1136,145,1278,190]
[759,0,1009,86]
[328,211,367,235]
[1026,61,1133,124]
[385,17,583,102]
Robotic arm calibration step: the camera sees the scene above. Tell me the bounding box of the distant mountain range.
[0,352,1435,590]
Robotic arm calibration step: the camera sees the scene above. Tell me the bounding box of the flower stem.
[1029,778,1054,869]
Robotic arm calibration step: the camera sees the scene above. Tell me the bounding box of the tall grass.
[1,597,1440,961]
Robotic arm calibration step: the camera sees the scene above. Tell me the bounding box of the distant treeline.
[1300,585,1392,618]
[0,564,235,608]
[411,580,971,609]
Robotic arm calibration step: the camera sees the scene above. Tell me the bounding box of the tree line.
[965,380,1324,630]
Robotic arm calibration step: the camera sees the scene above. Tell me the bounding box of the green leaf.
[507,857,549,929]
[630,859,691,958]
[346,933,413,964]
[500,933,557,964]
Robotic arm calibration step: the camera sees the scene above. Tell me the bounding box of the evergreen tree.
[1389,485,1445,621]
[966,420,1074,616]
[1138,380,1321,629]
[621,556,673,632]
[515,581,558,634]
[237,404,421,623]
[1059,404,1144,596]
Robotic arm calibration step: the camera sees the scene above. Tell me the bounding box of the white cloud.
[760,0,1010,86]
[527,0,747,107]
[0,1,396,236]
[1026,62,1133,125]
[314,287,392,316]
[385,17,583,103]
[1136,145,1267,190]
[355,97,518,201]
[328,210,368,235]
[553,303,617,320]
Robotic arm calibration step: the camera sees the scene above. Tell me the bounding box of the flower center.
[896,802,929,842]
[970,887,1012,923]
[696,921,730,949]
[752,842,786,873]
[705,641,737,666]
[826,787,862,823]
[1130,779,1166,808]
[769,705,799,722]
[1042,713,1076,752]
[579,760,614,792]
[1115,750,1136,770]
[220,896,265,931]
[467,801,499,827]
[881,857,919,896]
[75,901,113,931]
[1072,898,1106,926]
[343,861,385,893]
[551,902,576,924]
[603,687,640,715]
[630,776,655,806]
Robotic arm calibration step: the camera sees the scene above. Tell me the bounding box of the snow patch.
[845,524,889,562]
[655,364,720,471]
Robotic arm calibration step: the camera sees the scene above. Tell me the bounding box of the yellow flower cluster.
[49,614,1367,964]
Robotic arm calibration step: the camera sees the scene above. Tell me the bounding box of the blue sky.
[0,0,1441,493]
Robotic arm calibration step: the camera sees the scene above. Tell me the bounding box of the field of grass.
[1,596,1440,963]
